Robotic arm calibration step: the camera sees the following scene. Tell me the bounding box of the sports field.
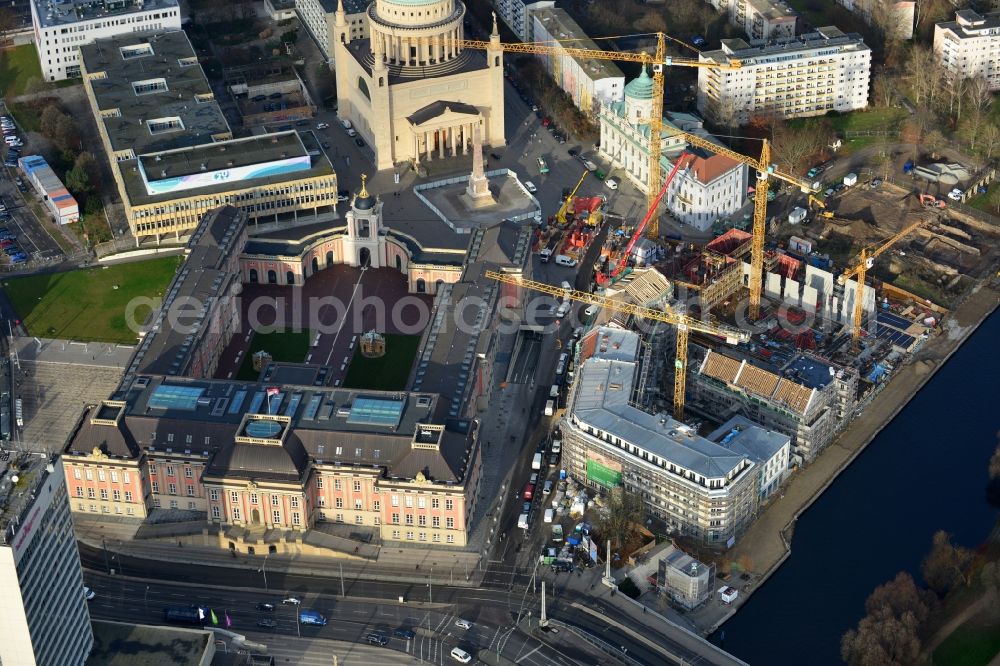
[4,257,179,343]
[342,334,421,391]
[236,329,313,381]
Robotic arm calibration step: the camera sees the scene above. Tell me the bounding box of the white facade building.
[492,0,553,42]
[30,0,181,81]
[729,0,798,41]
[708,416,790,498]
[529,8,624,117]
[0,458,93,666]
[934,10,1000,90]
[698,27,871,125]
[599,70,748,232]
[296,0,370,62]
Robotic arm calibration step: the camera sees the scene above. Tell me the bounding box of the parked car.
[870,178,882,189]
[256,603,275,612]
[605,178,619,190]
[455,619,472,630]
[393,628,416,640]
[282,597,301,605]
[354,138,365,147]
[256,618,278,629]
[366,633,388,646]
[84,587,96,601]
[450,647,473,664]
[316,122,330,130]
[947,187,964,201]
[524,181,537,193]
[346,128,357,137]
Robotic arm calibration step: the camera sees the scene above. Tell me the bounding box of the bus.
[537,157,549,174]
[164,606,203,625]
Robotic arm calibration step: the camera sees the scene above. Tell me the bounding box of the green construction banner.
[587,459,622,489]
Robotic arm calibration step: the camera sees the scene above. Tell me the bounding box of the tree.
[921,530,973,596]
[959,111,988,153]
[966,76,993,119]
[597,486,645,551]
[874,151,893,180]
[872,72,897,108]
[65,152,97,196]
[922,130,947,160]
[981,124,1000,162]
[771,120,825,175]
[841,572,929,666]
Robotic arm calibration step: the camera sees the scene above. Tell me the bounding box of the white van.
[543,400,554,417]
[524,181,537,193]
[584,304,599,319]
[549,384,560,399]
[605,178,619,190]
[555,301,570,318]
[543,508,554,523]
[517,513,530,530]
[583,160,597,172]
[560,280,572,292]
[450,647,473,663]
[539,247,552,262]
[339,118,353,130]
[532,452,543,469]
[554,255,577,267]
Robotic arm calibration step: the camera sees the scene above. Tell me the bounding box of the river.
[713,309,1000,665]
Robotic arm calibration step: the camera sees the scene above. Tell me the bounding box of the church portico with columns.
[333,0,505,171]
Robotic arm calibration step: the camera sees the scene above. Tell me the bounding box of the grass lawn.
[790,108,908,135]
[0,45,43,98]
[236,330,313,381]
[933,617,1000,666]
[342,334,421,391]
[3,256,179,343]
[965,182,1000,215]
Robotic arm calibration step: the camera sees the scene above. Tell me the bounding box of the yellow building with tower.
[332,0,506,171]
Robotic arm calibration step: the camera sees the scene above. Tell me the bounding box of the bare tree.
[904,46,937,106]
[966,76,993,118]
[841,572,929,666]
[945,76,969,123]
[959,110,988,152]
[0,8,15,46]
[981,124,1000,162]
[771,120,825,175]
[923,130,947,160]
[874,151,893,180]
[872,72,897,108]
[921,530,973,596]
[597,486,646,551]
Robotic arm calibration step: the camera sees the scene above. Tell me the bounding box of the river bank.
[696,279,1000,637]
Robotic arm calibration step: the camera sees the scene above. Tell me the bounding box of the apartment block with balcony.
[698,27,871,125]
[491,0,554,42]
[837,0,915,40]
[935,10,1000,90]
[728,0,798,41]
[296,0,370,62]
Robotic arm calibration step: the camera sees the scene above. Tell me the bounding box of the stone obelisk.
[464,123,495,208]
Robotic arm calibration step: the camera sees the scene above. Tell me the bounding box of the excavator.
[595,155,689,287]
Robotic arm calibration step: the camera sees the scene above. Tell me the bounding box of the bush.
[618,577,641,599]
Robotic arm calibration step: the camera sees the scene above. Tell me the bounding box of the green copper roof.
[624,67,653,100]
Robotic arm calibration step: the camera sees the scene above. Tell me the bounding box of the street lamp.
[144,585,150,613]
[259,552,269,592]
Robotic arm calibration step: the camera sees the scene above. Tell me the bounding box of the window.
[169,500,178,509]
[316,477,323,488]
[335,497,344,509]
[406,531,414,540]
[250,493,258,504]
[446,517,454,529]
[391,495,399,507]
[417,497,426,509]
[431,498,439,509]
[113,489,121,501]
[233,507,242,521]
[391,513,399,524]
[212,506,221,519]
[125,491,133,502]
[131,78,168,95]
[273,510,281,524]
[186,485,195,497]
[373,500,380,511]
[230,491,239,503]
[334,479,342,490]
[290,497,299,508]
[166,466,175,476]
[392,530,400,539]
[405,514,413,525]
[73,468,81,479]
[353,480,361,492]
[151,481,159,493]
[447,534,454,543]
[433,534,441,542]
[111,471,118,483]
[184,467,192,478]
[210,489,219,501]
[355,514,364,524]
[432,516,440,527]
[292,513,300,526]
[75,487,83,497]
[271,495,279,506]
[405,496,413,508]
[86,469,93,481]
[445,499,454,511]
[124,471,130,484]
[98,470,105,481]
[418,515,426,526]
[354,499,362,510]
[168,483,177,495]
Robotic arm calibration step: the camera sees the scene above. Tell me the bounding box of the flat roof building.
[838,0,915,40]
[18,154,79,225]
[728,0,798,41]
[296,0,370,62]
[698,28,871,125]
[529,8,625,116]
[493,0,554,42]
[0,456,94,666]
[31,0,181,81]
[935,10,1000,90]
[80,31,338,245]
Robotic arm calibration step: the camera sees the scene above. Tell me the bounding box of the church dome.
[624,67,653,101]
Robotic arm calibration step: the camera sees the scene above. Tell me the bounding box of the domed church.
[333,0,506,171]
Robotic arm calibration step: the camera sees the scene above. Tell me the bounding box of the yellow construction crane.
[556,169,589,226]
[837,219,925,349]
[485,270,749,419]
[667,130,817,320]
[458,21,740,237]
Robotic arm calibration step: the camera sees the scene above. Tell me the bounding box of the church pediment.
[407,100,481,130]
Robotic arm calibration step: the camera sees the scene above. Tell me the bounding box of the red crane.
[598,153,689,285]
